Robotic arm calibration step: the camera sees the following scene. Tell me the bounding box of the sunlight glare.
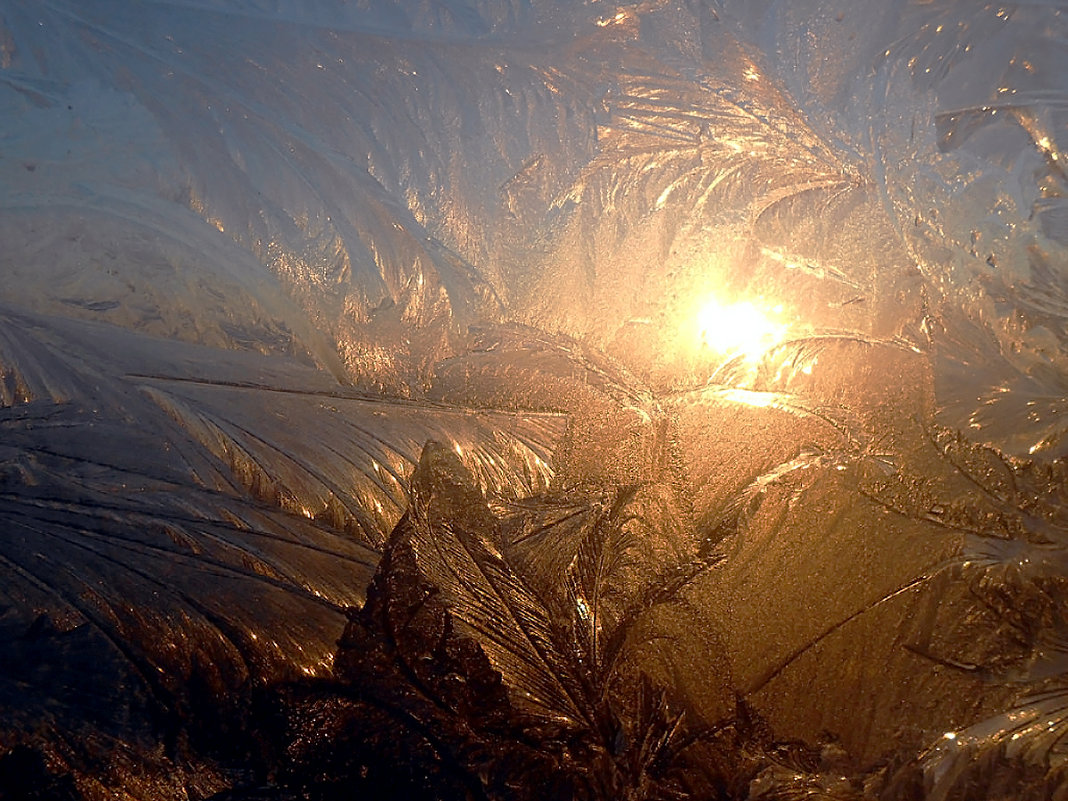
[695,296,786,360]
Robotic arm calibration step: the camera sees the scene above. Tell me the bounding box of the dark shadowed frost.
[274,441,730,801]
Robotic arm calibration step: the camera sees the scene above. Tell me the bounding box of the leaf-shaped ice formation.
[0,307,567,797]
[381,441,588,725]
[857,0,1068,458]
[563,64,855,226]
[431,324,667,487]
[0,405,379,797]
[500,483,701,684]
[432,324,655,411]
[673,392,1009,762]
[519,45,863,358]
[920,683,1068,801]
[324,496,582,801]
[684,339,1068,760]
[877,439,1068,797]
[0,0,605,390]
[663,353,885,546]
[0,306,565,541]
[0,310,381,673]
[138,380,562,548]
[2,0,1067,795]
[678,392,1068,769]
[320,442,718,801]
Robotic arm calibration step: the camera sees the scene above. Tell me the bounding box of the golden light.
[694,295,786,361]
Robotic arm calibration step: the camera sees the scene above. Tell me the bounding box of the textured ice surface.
[1,0,1067,798]
[0,304,565,796]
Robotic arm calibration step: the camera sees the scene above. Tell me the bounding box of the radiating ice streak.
[0,306,569,706]
[922,683,1068,801]
[759,247,866,291]
[398,443,591,725]
[963,533,1068,582]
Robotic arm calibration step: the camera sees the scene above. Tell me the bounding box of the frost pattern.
[1,0,1066,798]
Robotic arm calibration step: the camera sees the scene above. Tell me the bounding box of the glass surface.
[0,1,1065,798]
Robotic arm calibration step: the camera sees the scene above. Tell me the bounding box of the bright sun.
[694,296,786,360]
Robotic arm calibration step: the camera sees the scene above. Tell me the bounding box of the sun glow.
[694,296,786,360]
